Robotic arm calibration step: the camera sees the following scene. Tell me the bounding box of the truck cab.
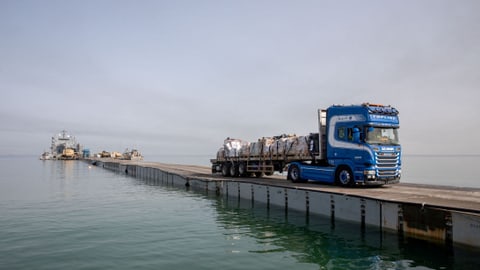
[288,103,401,186]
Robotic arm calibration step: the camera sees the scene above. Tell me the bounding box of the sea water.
[1,156,480,270]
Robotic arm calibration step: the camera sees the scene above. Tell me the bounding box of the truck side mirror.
[353,128,360,143]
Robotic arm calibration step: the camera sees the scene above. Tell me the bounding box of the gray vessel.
[41,130,81,160]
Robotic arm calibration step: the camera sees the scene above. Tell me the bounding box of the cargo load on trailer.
[211,103,401,186]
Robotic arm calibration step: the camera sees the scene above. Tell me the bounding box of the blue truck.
[211,103,401,186]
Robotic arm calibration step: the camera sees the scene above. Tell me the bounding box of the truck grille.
[376,152,400,178]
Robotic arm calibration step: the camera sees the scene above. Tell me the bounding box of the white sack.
[223,138,249,157]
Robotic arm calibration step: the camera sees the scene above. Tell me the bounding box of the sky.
[1,0,479,162]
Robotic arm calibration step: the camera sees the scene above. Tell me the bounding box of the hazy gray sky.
[1,0,479,160]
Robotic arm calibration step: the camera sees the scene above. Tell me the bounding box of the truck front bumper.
[362,168,401,185]
[359,178,400,186]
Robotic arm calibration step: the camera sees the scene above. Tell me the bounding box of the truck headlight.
[364,170,376,179]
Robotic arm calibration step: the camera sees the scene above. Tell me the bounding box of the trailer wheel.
[238,162,247,177]
[221,163,231,177]
[288,165,303,183]
[255,172,264,178]
[335,166,353,187]
[229,163,239,177]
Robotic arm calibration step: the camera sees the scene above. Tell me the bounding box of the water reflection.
[131,166,480,270]
[41,160,89,200]
[214,196,480,270]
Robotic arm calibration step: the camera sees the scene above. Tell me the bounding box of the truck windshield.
[365,127,399,145]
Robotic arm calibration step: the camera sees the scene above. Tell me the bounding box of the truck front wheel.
[335,166,353,187]
[288,165,303,183]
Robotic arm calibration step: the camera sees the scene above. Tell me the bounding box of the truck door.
[334,126,349,160]
[334,125,363,164]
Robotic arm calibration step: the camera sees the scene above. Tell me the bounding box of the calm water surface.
[402,155,480,188]
[1,156,480,270]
